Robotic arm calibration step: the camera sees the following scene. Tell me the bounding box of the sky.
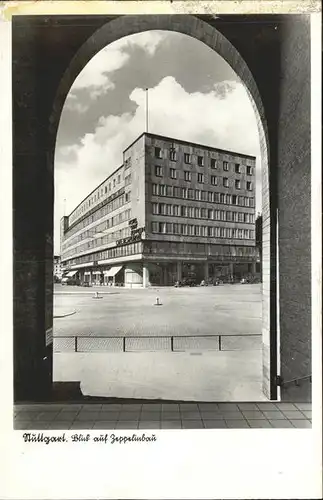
[54,30,262,255]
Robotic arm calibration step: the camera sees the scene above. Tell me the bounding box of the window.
[247,165,253,175]
[173,223,180,234]
[184,153,191,164]
[118,174,121,184]
[109,183,111,191]
[233,212,239,222]
[155,147,162,159]
[187,189,194,200]
[125,191,131,202]
[181,224,188,235]
[238,212,244,222]
[232,195,237,205]
[173,205,179,216]
[155,165,163,177]
[223,177,229,188]
[188,207,194,218]
[201,208,207,218]
[197,173,204,183]
[173,186,181,197]
[201,191,207,201]
[195,190,200,200]
[184,171,191,182]
[188,225,194,236]
[159,222,166,233]
[181,206,187,217]
[220,193,225,203]
[195,207,200,218]
[166,204,172,216]
[247,181,253,191]
[169,149,177,161]
[235,163,241,174]
[152,184,158,195]
[207,226,213,237]
[181,187,187,198]
[159,203,166,215]
[166,223,172,233]
[166,185,173,196]
[211,158,217,169]
[152,222,158,233]
[197,155,204,166]
[235,180,241,189]
[227,228,232,238]
[208,209,213,219]
[194,225,200,236]
[105,186,107,193]
[201,226,207,237]
[211,175,217,186]
[113,180,116,188]
[208,191,213,202]
[223,161,229,171]
[159,185,166,196]
[170,168,176,179]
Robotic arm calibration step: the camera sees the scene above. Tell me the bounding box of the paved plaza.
[54,283,262,338]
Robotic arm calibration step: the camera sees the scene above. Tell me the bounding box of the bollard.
[154,296,162,306]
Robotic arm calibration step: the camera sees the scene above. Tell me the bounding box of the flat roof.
[124,132,257,160]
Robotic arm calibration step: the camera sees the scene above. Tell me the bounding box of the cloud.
[120,30,167,56]
[55,75,262,252]
[67,31,167,107]
[71,45,130,100]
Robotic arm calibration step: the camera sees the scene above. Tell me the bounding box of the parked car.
[174,277,197,287]
[61,277,80,286]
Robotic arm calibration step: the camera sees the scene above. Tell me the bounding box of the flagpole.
[145,87,149,133]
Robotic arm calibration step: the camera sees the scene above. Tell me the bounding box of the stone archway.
[49,15,274,398]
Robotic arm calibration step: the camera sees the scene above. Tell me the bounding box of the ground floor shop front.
[65,259,258,288]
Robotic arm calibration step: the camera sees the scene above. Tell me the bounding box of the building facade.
[60,133,257,287]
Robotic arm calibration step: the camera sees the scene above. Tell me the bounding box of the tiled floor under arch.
[14,402,311,430]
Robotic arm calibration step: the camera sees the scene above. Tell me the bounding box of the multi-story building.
[60,132,257,287]
[53,255,63,280]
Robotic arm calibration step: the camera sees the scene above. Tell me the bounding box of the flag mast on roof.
[145,87,149,134]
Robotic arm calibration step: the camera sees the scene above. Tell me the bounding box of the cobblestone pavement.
[14,402,312,429]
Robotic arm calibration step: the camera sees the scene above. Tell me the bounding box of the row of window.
[62,226,133,260]
[62,209,132,252]
[154,147,254,175]
[152,183,255,207]
[155,165,253,190]
[146,241,256,257]
[151,203,255,223]
[69,170,124,224]
[151,222,255,239]
[64,241,143,268]
[64,191,131,242]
